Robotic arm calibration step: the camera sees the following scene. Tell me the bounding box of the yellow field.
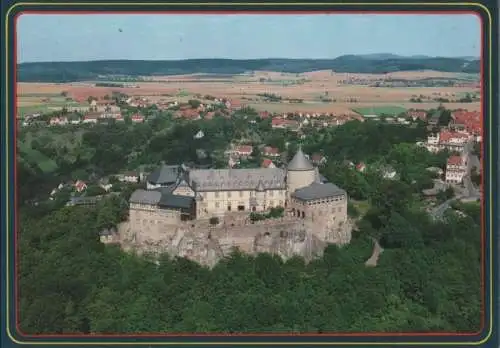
[17,70,481,114]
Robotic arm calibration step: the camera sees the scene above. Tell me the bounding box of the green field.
[352,106,408,117]
[17,102,87,116]
[18,142,58,173]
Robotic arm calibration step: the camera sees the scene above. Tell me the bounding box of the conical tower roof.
[287,147,314,171]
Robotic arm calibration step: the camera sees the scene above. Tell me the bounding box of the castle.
[118,148,352,266]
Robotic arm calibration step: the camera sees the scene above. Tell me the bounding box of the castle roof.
[292,182,345,201]
[130,189,162,205]
[188,168,286,192]
[288,147,314,171]
[147,164,182,185]
[130,188,194,210]
[158,194,194,209]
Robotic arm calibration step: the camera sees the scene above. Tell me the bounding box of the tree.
[188,99,201,109]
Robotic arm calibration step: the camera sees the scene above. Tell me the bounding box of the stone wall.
[117,208,353,267]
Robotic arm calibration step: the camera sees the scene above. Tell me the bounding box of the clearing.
[18,142,58,173]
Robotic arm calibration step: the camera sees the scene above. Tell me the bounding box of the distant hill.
[17,55,480,82]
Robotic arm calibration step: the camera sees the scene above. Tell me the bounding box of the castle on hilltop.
[118,148,351,265]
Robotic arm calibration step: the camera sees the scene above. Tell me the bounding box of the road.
[430,140,481,219]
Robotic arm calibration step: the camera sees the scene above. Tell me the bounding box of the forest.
[17,111,482,334]
[17,55,480,82]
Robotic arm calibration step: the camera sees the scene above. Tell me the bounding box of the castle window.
[227,205,232,211]
[215,192,220,198]
[215,202,220,208]
[269,190,274,197]
[338,207,342,212]
[227,191,232,198]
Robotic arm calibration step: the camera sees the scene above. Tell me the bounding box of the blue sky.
[17,14,481,62]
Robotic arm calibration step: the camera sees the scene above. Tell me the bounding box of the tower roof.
[287,147,314,171]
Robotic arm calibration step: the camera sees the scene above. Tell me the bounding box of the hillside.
[17,55,480,82]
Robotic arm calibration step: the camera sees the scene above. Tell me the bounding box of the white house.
[445,155,467,184]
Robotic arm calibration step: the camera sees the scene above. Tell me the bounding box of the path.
[365,238,383,267]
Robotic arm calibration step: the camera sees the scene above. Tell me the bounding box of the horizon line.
[18,54,480,64]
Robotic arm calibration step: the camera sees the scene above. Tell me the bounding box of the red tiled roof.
[356,162,366,170]
[439,131,469,143]
[447,155,464,166]
[74,180,87,190]
[235,145,253,154]
[262,159,274,168]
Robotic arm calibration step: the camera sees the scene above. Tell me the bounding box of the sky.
[17,14,481,62]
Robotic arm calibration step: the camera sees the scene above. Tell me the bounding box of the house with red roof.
[74,180,87,193]
[356,162,366,173]
[259,111,271,119]
[49,116,68,126]
[225,145,253,159]
[450,110,481,141]
[445,155,467,184]
[83,114,99,124]
[424,130,470,153]
[131,114,145,123]
[261,159,276,169]
[271,117,300,130]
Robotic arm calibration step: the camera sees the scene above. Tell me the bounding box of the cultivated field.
[17,70,481,116]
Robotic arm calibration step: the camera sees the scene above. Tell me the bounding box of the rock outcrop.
[116,215,353,267]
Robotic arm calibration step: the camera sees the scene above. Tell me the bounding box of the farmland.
[352,106,408,117]
[17,92,88,116]
[17,69,481,117]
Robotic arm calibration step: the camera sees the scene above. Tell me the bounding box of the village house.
[49,116,68,126]
[261,158,276,169]
[226,145,253,159]
[262,146,281,158]
[74,180,87,193]
[193,130,205,139]
[449,110,482,142]
[381,166,398,180]
[131,114,145,123]
[123,172,140,183]
[82,115,99,124]
[424,130,470,153]
[445,155,468,184]
[311,153,327,166]
[271,117,300,130]
[407,110,427,122]
[356,162,366,172]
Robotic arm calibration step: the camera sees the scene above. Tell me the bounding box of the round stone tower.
[286,147,316,201]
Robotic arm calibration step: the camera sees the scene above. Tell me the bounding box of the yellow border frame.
[4,2,494,346]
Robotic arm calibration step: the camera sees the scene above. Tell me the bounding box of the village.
[25,92,481,218]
